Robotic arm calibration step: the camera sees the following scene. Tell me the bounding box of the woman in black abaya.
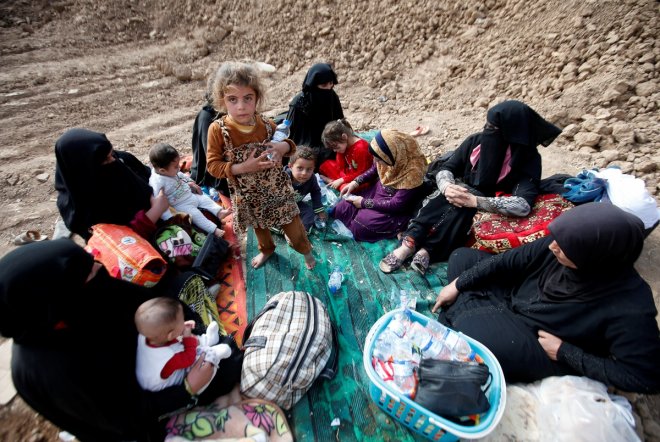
[55,128,168,240]
[1,240,242,441]
[432,203,660,393]
[286,63,344,169]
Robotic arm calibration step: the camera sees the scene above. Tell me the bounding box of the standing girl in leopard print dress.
[206,61,315,269]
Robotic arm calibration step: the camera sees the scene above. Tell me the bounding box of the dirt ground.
[0,0,658,440]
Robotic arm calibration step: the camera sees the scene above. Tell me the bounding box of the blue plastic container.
[363,309,507,441]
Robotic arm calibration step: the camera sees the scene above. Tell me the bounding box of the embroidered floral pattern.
[243,402,275,434]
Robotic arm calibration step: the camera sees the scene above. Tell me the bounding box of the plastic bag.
[481,376,640,442]
[594,167,660,229]
[316,174,340,209]
[331,219,353,239]
[324,187,340,208]
[537,376,639,442]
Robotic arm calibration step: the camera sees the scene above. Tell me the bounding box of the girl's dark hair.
[321,118,353,148]
[148,143,180,169]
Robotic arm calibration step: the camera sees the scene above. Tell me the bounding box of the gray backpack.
[240,291,338,409]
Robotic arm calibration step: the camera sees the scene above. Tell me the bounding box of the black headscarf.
[1,240,221,440]
[474,100,561,193]
[539,202,646,302]
[286,63,344,166]
[55,128,153,240]
[0,239,93,345]
[0,239,156,346]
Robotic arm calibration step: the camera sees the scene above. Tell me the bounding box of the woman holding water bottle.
[332,129,427,242]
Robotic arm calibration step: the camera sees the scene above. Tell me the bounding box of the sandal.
[411,250,430,275]
[13,230,48,246]
[379,252,404,274]
[410,125,430,137]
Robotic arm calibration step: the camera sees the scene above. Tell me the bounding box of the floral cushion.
[469,194,574,254]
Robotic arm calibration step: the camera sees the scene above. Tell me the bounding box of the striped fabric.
[240,291,333,409]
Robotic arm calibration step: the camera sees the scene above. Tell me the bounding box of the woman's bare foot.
[304,253,316,270]
[251,252,273,269]
[217,207,233,220]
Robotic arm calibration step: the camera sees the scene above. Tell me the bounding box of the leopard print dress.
[218,115,299,234]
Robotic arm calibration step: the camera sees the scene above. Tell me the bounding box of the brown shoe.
[411,250,430,276]
[379,252,404,273]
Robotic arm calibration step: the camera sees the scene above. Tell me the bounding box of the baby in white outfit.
[148,143,230,237]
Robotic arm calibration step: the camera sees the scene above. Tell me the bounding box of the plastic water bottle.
[208,187,220,202]
[426,320,475,361]
[373,329,398,361]
[328,266,344,294]
[267,119,291,160]
[407,322,451,360]
[387,309,412,338]
[271,119,291,142]
[314,215,326,230]
[399,290,409,311]
[391,339,417,398]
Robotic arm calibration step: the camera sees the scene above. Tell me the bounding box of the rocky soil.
[0,0,658,440]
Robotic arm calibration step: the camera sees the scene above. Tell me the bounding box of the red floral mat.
[214,195,247,346]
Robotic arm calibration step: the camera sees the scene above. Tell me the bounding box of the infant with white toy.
[134,297,232,393]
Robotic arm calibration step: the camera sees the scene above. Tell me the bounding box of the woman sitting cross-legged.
[380,100,561,275]
[331,129,427,242]
[432,202,660,393]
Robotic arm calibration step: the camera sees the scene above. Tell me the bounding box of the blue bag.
[562,170,607,204]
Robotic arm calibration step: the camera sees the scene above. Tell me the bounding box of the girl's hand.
[340,181,358,197]
[329,178,344,190]
[264,141,290,164]
[538,330,563,361]
[185,355,215,395]
[444,184,477,208]
[351,196,363,208]
[188,182,202,195]
[432,278,460,313]
[237,148,274,174]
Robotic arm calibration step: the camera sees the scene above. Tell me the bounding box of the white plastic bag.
[316,174,341,208]
[537,376,639,442]
[481,376,640,442]
[594,167,660,229]
[331,219,353,239]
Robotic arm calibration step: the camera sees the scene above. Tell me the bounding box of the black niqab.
[474,100,561,193]
[54,128,153,239]
[286,63,344,166]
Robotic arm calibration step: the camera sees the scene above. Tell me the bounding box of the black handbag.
[192,233,230,281]
[415,359,492,417]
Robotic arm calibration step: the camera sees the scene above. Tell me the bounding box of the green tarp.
[246,227,449,441]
